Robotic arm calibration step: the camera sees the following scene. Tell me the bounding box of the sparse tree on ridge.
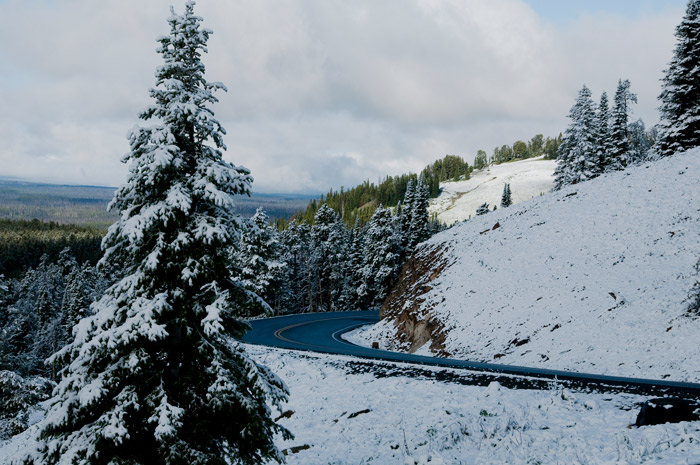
[474,150,489,170]
[500,183,512,208]
[656,0,700,156]
[20,3,290,464]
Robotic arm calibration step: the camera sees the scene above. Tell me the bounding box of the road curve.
[242,310,700,397]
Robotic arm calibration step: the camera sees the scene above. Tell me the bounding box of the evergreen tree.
[476,203,490,216]
[656,0,700,156]
[399,179,416,254]
[553,85,599,189]
[21,4,290,464]
[358,206,401,308]
[597,91,613,170]
[500,183,512,208]
[474,150,488,170]
[407,179,430,251]
[609,79,638,169]
[235,208,285,316]
[278,220,312,313]
[311,204,344,312]
[627,118,652,164]
[340,220,366,310]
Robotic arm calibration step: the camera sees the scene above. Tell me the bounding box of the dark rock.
[635,397,700,427]
[348,408,371,419]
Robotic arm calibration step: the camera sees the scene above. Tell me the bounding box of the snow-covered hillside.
[352,149,700,382]
[428,156,556,225]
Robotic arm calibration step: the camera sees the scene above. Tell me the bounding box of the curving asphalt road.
[242,310,700,397]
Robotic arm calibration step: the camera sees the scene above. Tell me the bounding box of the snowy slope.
[428,156,556,225]
[354,149,700,382]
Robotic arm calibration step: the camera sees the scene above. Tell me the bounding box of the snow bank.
[358,149,700,382]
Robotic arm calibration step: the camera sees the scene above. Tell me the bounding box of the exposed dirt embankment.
[379,243,453,356]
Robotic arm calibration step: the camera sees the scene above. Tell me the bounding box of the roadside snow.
[249,346,699,464]
[357,149,700,383]
[3,346,699,464]
[429,157,555,225]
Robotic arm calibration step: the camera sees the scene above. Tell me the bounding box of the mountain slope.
[428,156,556,225]
[353,149,700,382]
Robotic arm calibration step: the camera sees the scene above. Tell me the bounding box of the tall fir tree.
[20,3,290,464]
[553,85,599,190]
[500,183,512,208]
[311,204,344,312]
[609,79,638,170]
[627,118,652,163]
[400,179,416,252]
[358,206,401,308]
[234,207,285,316]
[656,0,700,156]
[596,91,613,170]
[408,179,430,250]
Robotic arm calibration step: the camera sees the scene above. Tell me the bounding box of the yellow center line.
[274,315,358,350]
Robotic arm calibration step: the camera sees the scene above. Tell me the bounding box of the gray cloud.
[0,0,684,193]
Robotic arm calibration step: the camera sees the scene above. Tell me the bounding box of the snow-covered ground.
[356,149,700,382]
[3,341,699,464]
[428,157,556,225]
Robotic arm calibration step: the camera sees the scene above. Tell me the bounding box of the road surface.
[242,310,700,397]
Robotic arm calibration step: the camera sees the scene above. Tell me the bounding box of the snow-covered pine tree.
[627,118,651,163]
[476,203,490,216]
[609,79,638,170]
[358,206,401,308]
[500,183,512,208]
[656,0,700,156]
[235,207,285,316]
[278,220,312,313]
[406,179,430,253]
[597,91,613,170]
[400,179,416,253]
[339,219,365,311]
[553,85,599,189]
[20,4,290,464]
[311,204,344,312]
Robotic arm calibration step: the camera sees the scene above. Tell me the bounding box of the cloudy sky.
[0,0,687,194]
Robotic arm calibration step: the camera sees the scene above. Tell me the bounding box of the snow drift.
[353,149,700,382]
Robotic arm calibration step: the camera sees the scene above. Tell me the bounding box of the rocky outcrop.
[379,243,453,356]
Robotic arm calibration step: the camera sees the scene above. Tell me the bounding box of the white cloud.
[0,0,685,193]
